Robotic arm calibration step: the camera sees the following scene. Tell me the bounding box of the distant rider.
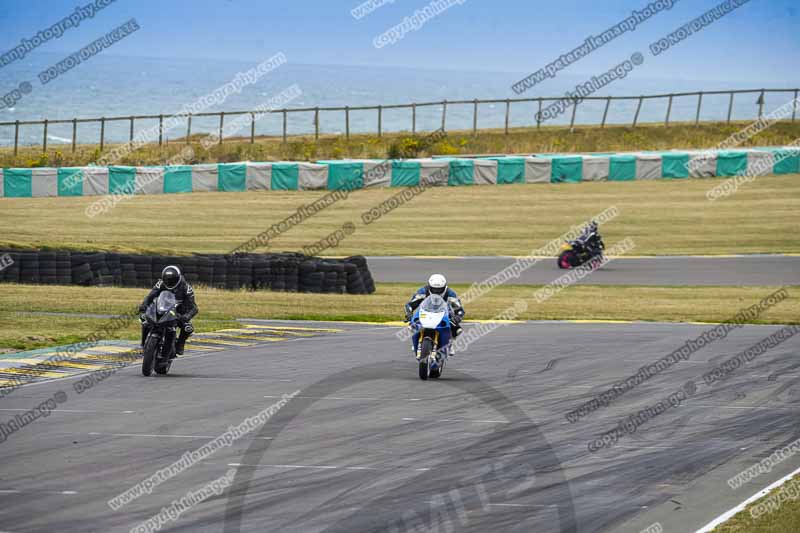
[577,220,604,257]
[138,266,198,356]
[404,274,464,355]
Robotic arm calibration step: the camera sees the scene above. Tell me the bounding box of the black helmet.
[161,265,182,290]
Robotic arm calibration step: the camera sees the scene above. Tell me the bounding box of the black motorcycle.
[557,224,605,269]
[141,291,179,376]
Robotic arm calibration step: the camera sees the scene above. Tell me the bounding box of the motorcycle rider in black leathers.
[139,266,197,356]
[577,221,604,258]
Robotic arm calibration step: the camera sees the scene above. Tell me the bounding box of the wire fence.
[2,87,798,155]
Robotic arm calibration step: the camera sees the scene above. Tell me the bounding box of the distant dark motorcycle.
[557,223,605,269]
[140,292,179,376]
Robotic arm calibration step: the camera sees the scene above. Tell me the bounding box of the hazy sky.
[0,0,797,82]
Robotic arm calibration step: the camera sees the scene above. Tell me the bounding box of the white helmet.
[427,274,448,296]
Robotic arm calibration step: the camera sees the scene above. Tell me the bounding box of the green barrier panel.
[773,149,800,174]
[109,166,136,195]
[218,163,247,192]
[448,159,474,186]
[164,166,193,193]
[324,161,364,190]
[494,157,525,184]
[57,168,83,196]
[716,151,748,177]
[550,156,583,183]
[271,163,299,190]
[608,155,637,181]
[661,153,690,178]
[391,161,421,187]
[3,168,32,197]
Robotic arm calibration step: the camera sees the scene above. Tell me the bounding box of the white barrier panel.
[192,164,218,192]
[82,167,109,195]
[474,159,498,185]
[245,162,271,190]
[363,160,391,188]
[635,153,662,180]
[135,167,164,195]
[745,150,775,177]
[582,156,610,182]
[298,163,328,190]
[31,168,58,197]
[524,157,551,184]
[419,158,449,186]
[688,152,717,178]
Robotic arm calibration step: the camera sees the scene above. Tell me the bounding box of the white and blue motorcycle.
[409,294,453,380]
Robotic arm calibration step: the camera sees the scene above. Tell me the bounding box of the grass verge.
[1,175,798,256]
[0,283,796,351]
[0,313,238,353]
[3,121,800,168]
[712,474,800,532]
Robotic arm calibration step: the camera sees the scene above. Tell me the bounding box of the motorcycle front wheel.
[418,337,434,380]
[142,335,158,376]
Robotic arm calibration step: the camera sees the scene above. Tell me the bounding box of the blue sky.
[0,0,797,82]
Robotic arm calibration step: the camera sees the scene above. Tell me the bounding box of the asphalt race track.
[367,255,800,286]
[2,319,799,532]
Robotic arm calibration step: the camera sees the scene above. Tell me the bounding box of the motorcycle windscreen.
[420,294,447,313]
[418,294,448,328]
[156,291,177,314]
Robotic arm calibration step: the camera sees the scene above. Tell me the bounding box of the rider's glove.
[138,303,147,313]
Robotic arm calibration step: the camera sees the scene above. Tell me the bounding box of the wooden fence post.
[441,100,447,131]
[411,104,416,135]
[727,92,734,123]
[282,110,287,143]
[665,94,673,126]
[536,98,543,129]
[345,106,350,140]
[42,119,48,153]
[314,107,319,140]
[13,120,19,156]
[129,117,135,145]
[632,96,643,128]
[569,98,578,129]
[472,99,478,136]
[218,112,224,145]
[157,114,163,146]
[100,117,106,151]
[250,113,256,143]
[601,97,611,128]
[695,92,703,126]
[504,99,510,134]
[377,105,382,138]
[71,119,77,153]
[186,114,192,144]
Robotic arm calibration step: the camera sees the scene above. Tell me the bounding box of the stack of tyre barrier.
[0,250,376,294]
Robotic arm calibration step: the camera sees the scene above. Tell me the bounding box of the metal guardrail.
[2,88,798,155]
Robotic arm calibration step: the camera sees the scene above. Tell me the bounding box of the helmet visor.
[163,270,180,289]
[428,284,446,296]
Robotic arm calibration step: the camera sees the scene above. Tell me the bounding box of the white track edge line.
[695,464,800,532]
